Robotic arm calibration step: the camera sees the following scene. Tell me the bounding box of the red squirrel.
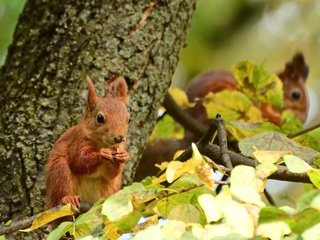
[186,53,309,128]
[134,53,309,181]
[45,76,130,209]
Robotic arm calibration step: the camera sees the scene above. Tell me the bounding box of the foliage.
[12,60,320,239]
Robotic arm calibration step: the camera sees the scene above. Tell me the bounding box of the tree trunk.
[0,0,195,225]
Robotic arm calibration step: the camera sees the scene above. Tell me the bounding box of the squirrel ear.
[86,76,98,109]
[104,76,127,103]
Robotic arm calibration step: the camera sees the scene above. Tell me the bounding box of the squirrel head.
[278,52,309,122]
[84,75,129,148]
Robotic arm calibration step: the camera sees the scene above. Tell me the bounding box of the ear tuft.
[86,75,98,110]
[104,76,127,103]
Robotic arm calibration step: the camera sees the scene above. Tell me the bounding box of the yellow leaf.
[256,221,291,240]
[196,163,214,187]
[253,149,291,164]
[168,87,195,108]
[20,204,75,232]
[255,163,278,192]
[166,161,184,183]
[104,222,122,240]
[155,161,169,171]
[162,220,186,239]
[230,165,265,207]
[198,194,223,223]
[223,200,255,238]
[133,214,159,233]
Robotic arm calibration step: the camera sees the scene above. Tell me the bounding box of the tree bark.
[0,0,195,225]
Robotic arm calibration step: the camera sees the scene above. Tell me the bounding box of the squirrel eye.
[291,91,301,100]
[96,114,105,124]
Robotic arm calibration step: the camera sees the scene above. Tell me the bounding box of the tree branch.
[163,93,207,137]
[288,122,320,138]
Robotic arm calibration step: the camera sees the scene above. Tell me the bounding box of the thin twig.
[215,114,232,170]
[288,122,320,138]
[264,189,276,206]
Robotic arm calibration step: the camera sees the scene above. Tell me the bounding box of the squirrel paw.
[112,151,129,163]
[61,195,81,211]
[100,148,113,160]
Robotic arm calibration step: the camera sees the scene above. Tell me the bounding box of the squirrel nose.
[114,135,124,143]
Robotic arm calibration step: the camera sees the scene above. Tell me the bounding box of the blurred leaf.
[230,165,265,206]
[131,225,163,240]
[203,91,263,122]
[255,163,278,192]
[102,194,133,222]
[253,149,291,164]
[307,169,320,189]
[162,220,186,239]
[150,114,184,140]
[20,204,74,232]
[168,204,201,223]
[104,222,122,240]
[115,204,143,232]
[283,155,312,173]
[156,186,209,221]
[289,208,320,234]
[102,183,150,222]
[239,131,320,163]
[227,121,279,141]
[256,221,291,240]
[231,61,283,108]
[47,221,73,240]
[259,206,290,224]
[302,222,320,240]
[133,214,159,233]
[198,194,223,223]
[223,199,255,238]
[280,110,304,135]
[297,190,320,211]
[168,87,195,108]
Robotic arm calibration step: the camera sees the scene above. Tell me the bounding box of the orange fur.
[45,76,129,209]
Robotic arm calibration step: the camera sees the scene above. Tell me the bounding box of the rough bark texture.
[0,0,195,226]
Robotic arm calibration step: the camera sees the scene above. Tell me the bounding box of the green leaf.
[47,221,73,240]
[231,61,283,108]
[307,169,320,189]
[258,206,290,224]
[280,110,304,135]
[297,190,320,212]
[102,193,133,222]
[203,91,263,122]
[289,208,320,234]
[239,131,320,163]
[256,221,291,240]
[227,121,279,141]
[156,186,209,221]
[150,114,184,139]
[168,204,201,223]
[284,155,312,173]
[230,165,265,206]
[115,204,143,231]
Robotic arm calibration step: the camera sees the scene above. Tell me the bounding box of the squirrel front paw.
[61,195,81,211]
[100,148,113,160]
[112,151,129,163]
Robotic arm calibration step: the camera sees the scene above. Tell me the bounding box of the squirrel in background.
[45,75,130,209]
[134,53,309,181]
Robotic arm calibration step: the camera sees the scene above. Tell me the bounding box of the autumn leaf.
[253,149,291,164]
[239,131,320,163]
[231,61,283,108]
[230,165,265,206]
[20,204,74,232]
[168,87,195,108]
